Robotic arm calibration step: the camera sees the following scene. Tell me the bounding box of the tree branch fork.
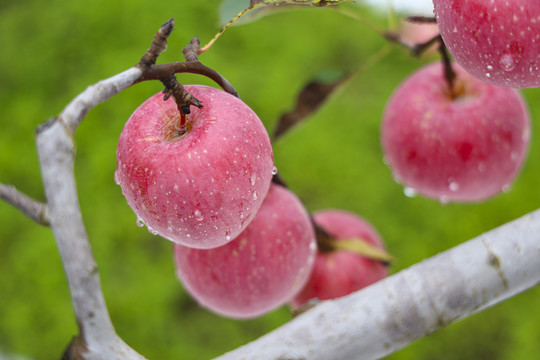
[1,18,539,360]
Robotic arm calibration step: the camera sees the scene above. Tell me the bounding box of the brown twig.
[137,61,239,98]
[0,183,50,226]
[183,37,202,63]
[137,18,175,70]
[406,15,437,24]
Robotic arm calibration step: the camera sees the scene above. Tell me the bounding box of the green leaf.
[332,238,396,264]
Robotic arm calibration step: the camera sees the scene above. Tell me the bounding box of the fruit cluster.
[115,0,538,319]
[116,85,388,318]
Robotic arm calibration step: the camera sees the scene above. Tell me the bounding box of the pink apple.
[381,62,530,203]
[116,85,274,249]
[174,184,316,319]
[291,209,388,309]
[434,0,540,88]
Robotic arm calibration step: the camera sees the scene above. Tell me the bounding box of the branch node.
[183,37,202,62]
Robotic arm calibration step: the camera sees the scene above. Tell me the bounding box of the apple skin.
[381,62,530,203]
[291,209,388,309]
[434,0,540,88]
[116,85,274,249]
[174,184,317,319]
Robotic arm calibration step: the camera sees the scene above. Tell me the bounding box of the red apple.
[434,0,540,88]
[291,209,388,309]
[381,62,530,203]
[174,184,316,319]
[116,85,274,249]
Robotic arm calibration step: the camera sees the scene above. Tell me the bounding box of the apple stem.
[437,40,457,98]
[161,74,203,133]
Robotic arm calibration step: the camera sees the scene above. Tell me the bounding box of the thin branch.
[59,67,142,135]
[138,18,175,69]
[213,208,540,360]
[0,183,49,226]
[137,61,238,98]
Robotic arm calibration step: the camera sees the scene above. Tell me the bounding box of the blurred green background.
[1,1,539,359]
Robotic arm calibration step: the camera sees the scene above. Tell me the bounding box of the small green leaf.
[219,0,250,26]
[333,238,396,264]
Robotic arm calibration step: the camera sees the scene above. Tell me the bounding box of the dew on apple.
[449,182,460,192]
[253,191,258,201]
[136,217,145,228]
[403,187,417,198]
[193,210,204,222]
[147,226,158,235]
[499,54,517,72]
[439,195,450,205]
[271,166,278,175]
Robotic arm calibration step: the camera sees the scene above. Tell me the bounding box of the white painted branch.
[36,67,146,360]
[60,68,142,134]
[214,209,540,360]
[0,183,49,225]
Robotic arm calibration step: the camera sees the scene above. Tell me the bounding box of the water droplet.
[486,73,491,78]
[250,173,257,186]
[147,226,158,235]
[239,211,245,220]
[186,234,191,238]
[403,187,417,198]
[136,217,145,227]
[271,166,278,175]
[449,182,460,192]
[114,171,121,185]
[253,191,258,201]
[226,235,231,241]
[499,53,516,72]
[487,65,494,71]
[452,26,458,33]
[225,229,232,242]
[194,209,204,222]
[167,225,173,233]
[439,195,450,205]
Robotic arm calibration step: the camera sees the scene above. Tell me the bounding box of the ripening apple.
[174,183,316,319]
[434,0,540,88]
[381,62,530,203]
[291,209,388,309]
[116,85,274,249]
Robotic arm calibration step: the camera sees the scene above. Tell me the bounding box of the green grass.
[1,1,539,359]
